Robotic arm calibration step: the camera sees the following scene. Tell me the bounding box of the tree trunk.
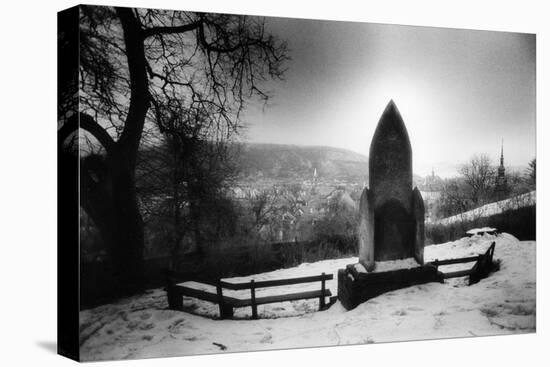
[80,152,145,296]
[189,199,204,257]
[110,157,145,293]
[74,8,150,299]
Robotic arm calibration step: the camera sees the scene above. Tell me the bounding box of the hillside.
[138,141,432,187]
[234,143,369,182]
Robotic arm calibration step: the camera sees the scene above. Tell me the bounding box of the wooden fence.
[428,242,496,284]
[167,273,334,319]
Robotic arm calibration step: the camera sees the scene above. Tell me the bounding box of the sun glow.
[342,73,442,175]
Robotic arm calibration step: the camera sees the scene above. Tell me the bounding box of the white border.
[0,1,546,366]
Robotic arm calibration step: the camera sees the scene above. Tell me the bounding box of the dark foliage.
[426,205,536,244]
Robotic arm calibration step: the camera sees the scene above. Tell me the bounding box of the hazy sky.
[241,17,536,177]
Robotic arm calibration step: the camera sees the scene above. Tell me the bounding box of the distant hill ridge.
[235,142,369,181]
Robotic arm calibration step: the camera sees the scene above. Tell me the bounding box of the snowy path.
[435,191,535,225]
[80,233,535,361]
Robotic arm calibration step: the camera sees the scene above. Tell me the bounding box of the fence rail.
[167,272,334,319]
[220,274,333,290]
[427,242,496,284]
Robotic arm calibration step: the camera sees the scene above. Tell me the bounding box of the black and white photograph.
[55,1,539,363]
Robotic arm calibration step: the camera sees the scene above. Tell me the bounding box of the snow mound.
[467,227,497,235]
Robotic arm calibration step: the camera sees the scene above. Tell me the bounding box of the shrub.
[426,204,535,243]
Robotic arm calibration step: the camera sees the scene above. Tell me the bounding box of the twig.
[212,342,227,350]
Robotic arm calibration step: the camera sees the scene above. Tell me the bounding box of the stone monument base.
[337,263,444,310]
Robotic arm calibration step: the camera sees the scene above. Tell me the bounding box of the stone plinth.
[338,264,443,310]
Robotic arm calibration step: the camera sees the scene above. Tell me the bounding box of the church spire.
[500,139,504,167]
[495,138,507,199]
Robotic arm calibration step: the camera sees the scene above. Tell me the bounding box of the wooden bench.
[167,273,334,319]
[428,242,496,285]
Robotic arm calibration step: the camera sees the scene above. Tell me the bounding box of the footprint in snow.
[260,334,273,343]
[168,318,186,334]
[139,322,155,330]
[139,312,152,320]
[392,309,407,316]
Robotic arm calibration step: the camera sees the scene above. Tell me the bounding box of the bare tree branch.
[142,21,202,38]
[58,112,116,153]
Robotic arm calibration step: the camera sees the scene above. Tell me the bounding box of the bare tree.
[505,170,531,196]
[244,184,306,243]
[280,183,307,217]
[434,178,472,219]
[137,110,237,264]
[313,190,358,238]
[526,158,536,187]
[248,189,279,237]
[58,6,288,294]
[459,154,496,206]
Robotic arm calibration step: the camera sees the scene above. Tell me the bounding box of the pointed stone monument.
[359,100,425,270]
[338,100,441,310]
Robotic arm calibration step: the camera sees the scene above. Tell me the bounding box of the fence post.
[469,255,483,285]
[251,279,258,319]
[166,272,183,310]
[489,242,495,262]
[167,285,183,310]
[216,279,226,319]
[320,272,326,310]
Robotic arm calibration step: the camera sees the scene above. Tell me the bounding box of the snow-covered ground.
[435,191,535,225]
[79,233,535,361]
